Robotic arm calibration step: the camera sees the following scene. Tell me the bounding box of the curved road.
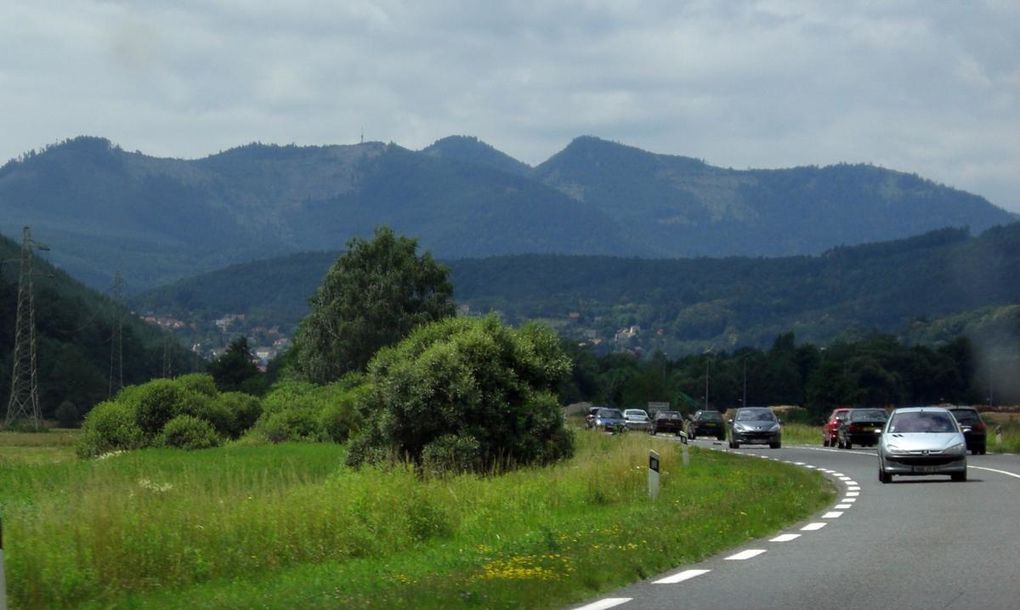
[572,441,1020,610]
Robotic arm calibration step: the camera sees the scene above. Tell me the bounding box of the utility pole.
[5,227,47,430]
[162,334,173,378]
[742,358,748,407]
[108,272,124,398]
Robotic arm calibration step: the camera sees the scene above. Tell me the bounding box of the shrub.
[420,434,481,477]
[259,409,321,443]
[176,373,219,397]
[217,392,263,437]
[76,400,145,458]
[157,415,222,449]
[347,316,574,471]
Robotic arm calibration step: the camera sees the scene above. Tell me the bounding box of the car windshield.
[698,411,723,421]
[949,409,980,424]
[850,409,887,422]
[736,409,775,422]
[888,411,957,433]
[658,411,681,420]
[598,408,623,418]
[624,410,648,419]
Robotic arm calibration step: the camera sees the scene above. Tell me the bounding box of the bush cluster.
[76,373,365,457]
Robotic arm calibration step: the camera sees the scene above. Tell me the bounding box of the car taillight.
[848,424,861,432]
[974,421,986,432]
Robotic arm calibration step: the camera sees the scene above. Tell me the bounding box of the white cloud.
[1,0,1018,210]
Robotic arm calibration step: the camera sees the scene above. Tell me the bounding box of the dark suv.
[728,407,782,449]
[948,406,988,454]
[687,410,726,440]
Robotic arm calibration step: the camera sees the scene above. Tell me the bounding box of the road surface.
[571,441,1020,610]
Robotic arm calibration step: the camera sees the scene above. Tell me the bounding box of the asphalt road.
[571,440,1020,610]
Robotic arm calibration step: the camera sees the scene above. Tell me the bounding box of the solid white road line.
[770,534,801,542]
[801,522,827,531]
[969,465,1020,480]
[653,569,711,584]
[575,598,632,610]
[725,549,767,560]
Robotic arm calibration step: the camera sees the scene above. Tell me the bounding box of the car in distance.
[687,410,726,440]
[728,407,782,449]
[584,406,600,429]
[837,408,888,449]
[649,410,685,435]
[822,408,851,447]
[623,408,651,432]
[591,407,628,433]
[947,406,988,454]
[878,406,967,483]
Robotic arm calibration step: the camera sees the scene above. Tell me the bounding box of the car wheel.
[879,469,891,484]
[770,441,781,449]
[980,446,987,455]
[951,471,967,482]
[844,439,852,450]
[731,440,740,449]
[823,438,830,447]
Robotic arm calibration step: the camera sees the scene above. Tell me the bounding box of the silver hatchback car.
[878,406,968,483]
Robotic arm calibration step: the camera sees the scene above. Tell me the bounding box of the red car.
[822,408,851,447]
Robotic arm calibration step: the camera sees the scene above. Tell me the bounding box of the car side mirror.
[727,419,733,424]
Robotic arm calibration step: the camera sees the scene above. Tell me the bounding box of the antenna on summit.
[360,127,364,145]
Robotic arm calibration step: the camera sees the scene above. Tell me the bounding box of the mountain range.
[1,135,1013,292]
[131,223,1020,356]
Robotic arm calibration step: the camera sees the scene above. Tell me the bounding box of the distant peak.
[422,135,531,176]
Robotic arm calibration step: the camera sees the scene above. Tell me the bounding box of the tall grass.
[983,412,1020,453]
[1,432,833,609]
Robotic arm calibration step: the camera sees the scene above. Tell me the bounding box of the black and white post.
[648,450,660,500]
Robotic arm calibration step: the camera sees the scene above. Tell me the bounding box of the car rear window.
[850,409,887,421]
[699,412,723,421]
[949,409,980,424]
[599,408,623,418]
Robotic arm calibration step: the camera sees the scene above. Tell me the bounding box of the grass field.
[1,429,834,609]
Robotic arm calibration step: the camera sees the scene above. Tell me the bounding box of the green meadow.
[1,430,833,609]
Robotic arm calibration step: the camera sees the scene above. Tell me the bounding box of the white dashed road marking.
[770,534,801,542]
[726,549,767,560]
[653,569,711,584]
[822,511,844,519]
[802,522,828,531]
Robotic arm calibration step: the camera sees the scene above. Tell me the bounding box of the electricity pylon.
[108,272,124,398]
[5,227,47,429]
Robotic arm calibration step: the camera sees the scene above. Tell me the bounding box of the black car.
[687,410,726,440]
[837,408,888,449]
[728,407,781,449]
[649,410,684,435]
[948,406,988,454]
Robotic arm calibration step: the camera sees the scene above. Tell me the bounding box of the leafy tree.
[208,336,265,394]
[346,316,573,472]
[293,227,455,383]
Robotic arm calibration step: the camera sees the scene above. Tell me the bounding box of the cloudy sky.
[3,0,1018,211]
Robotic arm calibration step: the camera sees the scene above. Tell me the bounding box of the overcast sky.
[3,0,1018,211]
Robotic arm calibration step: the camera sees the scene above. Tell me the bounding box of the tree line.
[559,331,1014,421]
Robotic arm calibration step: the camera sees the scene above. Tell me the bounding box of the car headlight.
[948,442,966,454]
[733,423,748,432]
[769,423,781,432]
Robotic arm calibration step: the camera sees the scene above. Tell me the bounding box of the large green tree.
[293,227,455,383]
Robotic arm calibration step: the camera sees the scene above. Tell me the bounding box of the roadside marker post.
[1,515,7,610]
[648,450,660,500]
[679,432,690,467]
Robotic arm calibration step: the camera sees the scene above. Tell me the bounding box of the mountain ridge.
[1,134,1013,291]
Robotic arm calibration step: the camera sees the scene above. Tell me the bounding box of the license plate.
[914,465,939,473]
